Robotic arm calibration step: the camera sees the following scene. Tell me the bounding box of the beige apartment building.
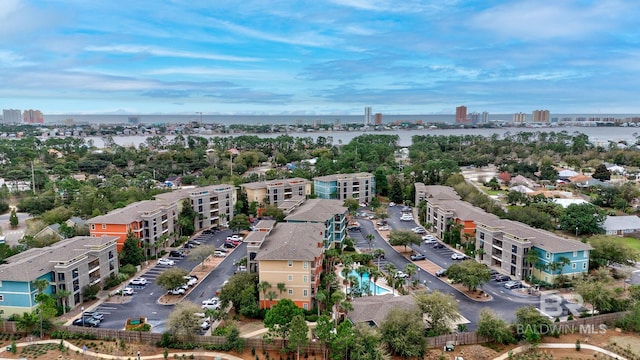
[155,184,236,230]
[313,172,375,203]
[254,222,325,310]
[241,178,311,207]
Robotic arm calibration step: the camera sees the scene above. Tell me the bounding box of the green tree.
[592,163,611,181]
[9,209,18,228]
[415,291,461,335]
[218,272,259,313]
[380,308,426,358]
[388,230,421,253]
[189,245,216,269]
[388,177,403,204]
[476,308,514,344]
[559,203,606,236]
[525,249,541,282]
[166,302,201,340]
[156,268,189,291]
[446,259,491,291]
[15,311,38,337]
[229,214,251,233]
[588,235,640,267]
[315,314,334,360]
[263,298,304,342]
[575,277,616,315]
[257,281,272,309]
[177,199,197,236]
[120,232,145,267]
[288,314,309,360]
[329,321,355,360]
[351,323,390,360]
[343,198,359,215]
[514,305,552,341]
[33,279,54,338]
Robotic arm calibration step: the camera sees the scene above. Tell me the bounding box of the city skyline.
[1,1,640,115]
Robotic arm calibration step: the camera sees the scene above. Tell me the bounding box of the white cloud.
[85,45,260,62]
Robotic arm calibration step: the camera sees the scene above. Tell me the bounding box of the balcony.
[88,265,100,274]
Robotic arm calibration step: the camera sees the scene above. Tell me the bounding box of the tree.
[315,315,334,360]
[156,267,189,291]
[229,214,251,233]
[365,233,375,250]
[218,272,258,311]
[525,249,541,282]
[315,290,327,316]
[592,163,611,181]
[476,308,514,344]
[351,323,390,360]
[446,259,491,291]
[288,314,309,360]
[33,279,54,338]
[575,277,616,315]
[263,298,304,342]
[189,245,216,269]
[166,302,201,340]
[9,209,18,228]
[589,235,640,267]
[559,203,606,236]
[329,321,355,360]
[514,305,552,341]
[120,232,145,267]
[343,198,359,215]
[15,312,38,336]
[388,230,421,253]
[389,177,403,204]
[177,199,197,236]
[415,291,461,335]
[380,308,426,358]
[257,281,272,309]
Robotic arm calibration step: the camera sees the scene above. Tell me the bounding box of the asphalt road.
[0,212,31,246]
[88,228,242,333]
[353,205,540,330]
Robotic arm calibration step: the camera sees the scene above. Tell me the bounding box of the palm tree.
[314,291,327,316]
[32,279,49,338]
[356,266,368,294]
[525,249,541,283]
[404,263,417,283]
[277,282,286,297]
[369,267,381,296]
[53,289,72,314]
[266,291,277,309]
[338,300,354,320]
[373,249,385,269]
[257,281,271,309]
[366,233,375,250]
[383,263,397,295]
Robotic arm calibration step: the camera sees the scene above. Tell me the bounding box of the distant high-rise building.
[513,112,527,123]
[470,112,480,124]
[455,106,467,123]
[364,107,372,126]
[374,113,382,125]
[23,109,44,124]
[2,109,21,124]
[482,112,489,123]
[532,110,550,122]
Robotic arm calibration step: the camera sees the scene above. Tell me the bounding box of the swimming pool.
[343,269,392,296]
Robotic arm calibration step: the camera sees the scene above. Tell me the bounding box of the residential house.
[0,236,118,317]
[284,199,348,248]
[313,172,375,203]
[602,215,640,236]
[475,219,592,283]
[510,175,538,188]
[241,178,311,207]
[65,217,89,235]
[254,222,325,310]
[348,294,418,327]
[34,223,64,241]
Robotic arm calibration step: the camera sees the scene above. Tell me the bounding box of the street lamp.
[575,226,579,237]
[81,306,85,327]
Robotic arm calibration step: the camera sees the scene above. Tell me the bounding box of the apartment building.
[241,178,311,207]
[313,172,375,204]
[89,185,235,255]
[415,183,460,206]
[0,236,118,318]
[476,219,592,283]
[284,199,348,249]
[254,222,325,310]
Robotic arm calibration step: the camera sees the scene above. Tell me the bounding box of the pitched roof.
[603,215,640,231]
[255,222,324,261]
[348,294,418,327]
[313,172,373,182]
[285,199,347,222]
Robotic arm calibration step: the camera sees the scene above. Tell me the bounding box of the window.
[583,263,587,270]
[303,289,308,297]
[288,275,293,281]
[511,245,518,254]
[91,224,95,230]
[303,303,308,310]
[288,289,293,295]
[288,261,293,267]
[0,295,4,301]
[479,232,485,240]
[573,251,578,257]
[545,252,550,259]
[572,263,577,269]
[102,224,106,229]
[303,276,308,283]
[303,261,308,269]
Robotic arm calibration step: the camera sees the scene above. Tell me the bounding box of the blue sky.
[1,0,640,116]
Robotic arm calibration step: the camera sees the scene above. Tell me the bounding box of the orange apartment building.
[253,221,325,310]
[88,185,235,255]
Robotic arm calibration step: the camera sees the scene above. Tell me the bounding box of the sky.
[2,0,640,116]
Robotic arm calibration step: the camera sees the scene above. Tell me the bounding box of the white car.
[423,237,437,244]
[388,202,396,207]
[157,258,175,266]
[183,276,198,287]
[121,287,135,296]
[400,214,414,221]
[412,227,426,234]
[214,251,227,258]
[451,253,466,260]
[202,298,220,310]
[226,235,244,242]
[129,277,148,286]
[168,287,186,295]
[378,225,390,231]
[395,271,409,279]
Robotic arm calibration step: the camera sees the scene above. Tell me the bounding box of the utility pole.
[31,161,36,194]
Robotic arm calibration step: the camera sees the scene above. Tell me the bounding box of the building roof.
[603,215,640,231]
[348,294,418,327]
[313,172,373,182]
[241,178,310,190]
[0,236,118,282]
[285,199,347,222]
[552,198,589,208]
[66,216,88,227]
[255,222,324,261]
[430,199,499,223]
[510,185,534,193]
[154,184,234,203]
[88,200,167,224]
[422,185,461,200]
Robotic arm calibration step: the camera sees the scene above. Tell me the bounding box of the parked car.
[168,287,186,295]
[410,253,427,261]
[121,287,135,296]
[378,225,390,231]
[214,251,227,257]
[223,242,236,249]
[202,298,220,310]
[423,237,437,244]
[376,220,387,226]
[443,341,455,352]
[226,238,242,246]
[169,250,185,258]
[347,225,361,231]
[189,239,202,245]
[227,235,244,242]
[129,277,148,286]
[494,274,511,282]
[73,318,100,327]
[183,276,198,287]
[183,242,195,249]
[433,242,445,249]
[412,227,426,234]
[388,202,396,207]
[435,268,447,277]
[504,280,522,289]
[82,311,104,322]
[157,258,175,266]
[451,253,466,260]
[395,271,409,279]
[400,214,414,221]
[216,247,229,253]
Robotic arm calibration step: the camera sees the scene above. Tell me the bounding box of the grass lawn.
[618,236,640,251]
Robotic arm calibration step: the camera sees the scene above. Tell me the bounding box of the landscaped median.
[157,253,228,305]
[417,258,493,302]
